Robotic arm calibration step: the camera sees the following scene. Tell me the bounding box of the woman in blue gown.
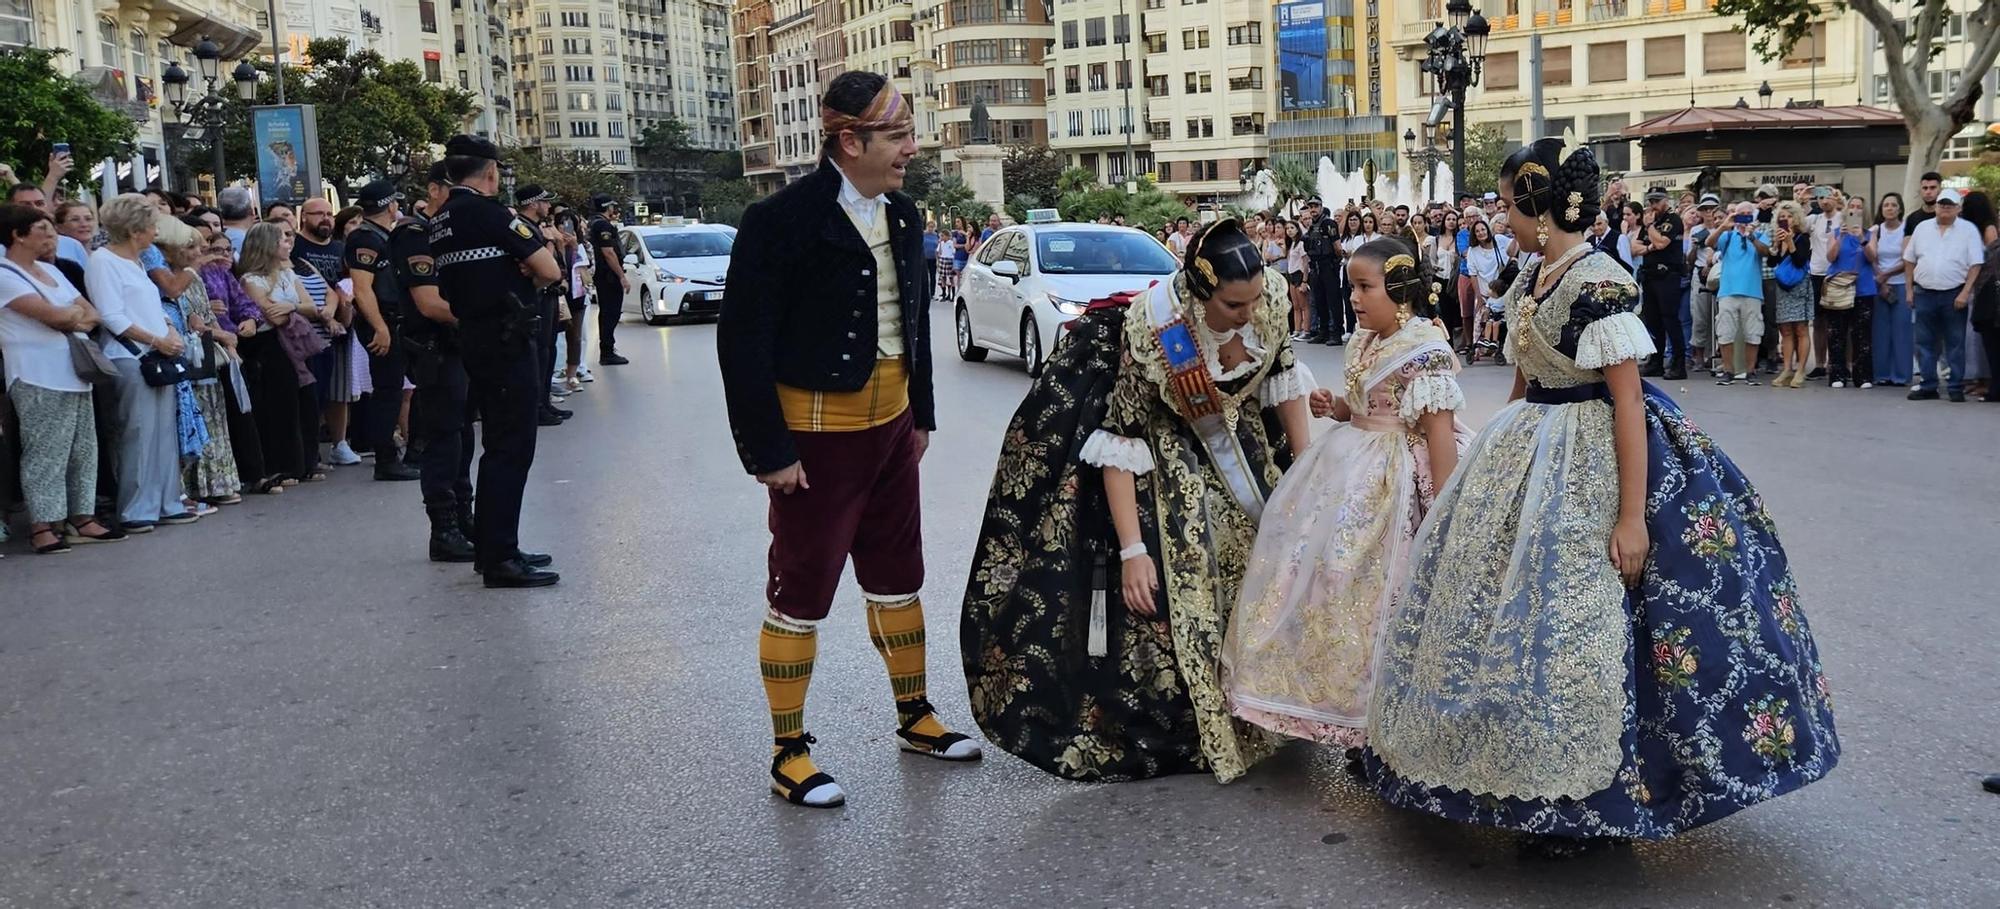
[1363,137,1839,857]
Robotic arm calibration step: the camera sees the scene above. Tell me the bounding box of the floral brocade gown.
[1363,250,1839,839]
[962,271,1304,783]
[1221,320,1469,746]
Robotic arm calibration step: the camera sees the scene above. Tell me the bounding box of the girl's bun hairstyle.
[1183,217,1263,299]
[1351,236,1439,319]
[1501,136,1603,233]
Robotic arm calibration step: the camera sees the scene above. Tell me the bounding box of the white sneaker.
[1860,382,1874,389]
[1830,380,1845,389]
[328,441,363,466]
[578,366,594,383]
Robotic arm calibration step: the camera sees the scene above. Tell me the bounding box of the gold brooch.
[1565,191,1583,225]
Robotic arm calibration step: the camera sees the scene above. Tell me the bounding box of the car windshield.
[644,231,733,259]
[1035,230,1176,275]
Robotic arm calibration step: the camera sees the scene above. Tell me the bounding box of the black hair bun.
[1183,218,1262,299]
[1551,145,1604,233]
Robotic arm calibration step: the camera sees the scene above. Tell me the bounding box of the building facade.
[1044,0,1146,185]
[731,0,779,192]
[1856,1,1999,170]
[1143,0,1276,198]
[930,0,1051,162]
[7,0,264,194]
[1388,0,1864,183]
[1272,0,1399,176]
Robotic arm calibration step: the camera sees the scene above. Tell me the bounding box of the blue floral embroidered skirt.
[1364,384,1839,839]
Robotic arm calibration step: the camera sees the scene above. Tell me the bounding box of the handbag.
[163,296,220,382]
[1820,272,1858,311]
[1773,253,1807,289]
[113,334,194,387]
[0,261,119,385]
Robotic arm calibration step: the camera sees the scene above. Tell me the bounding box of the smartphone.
[1733,214,1754,225]
[52,142,70,156]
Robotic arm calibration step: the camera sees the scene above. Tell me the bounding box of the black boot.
[454,502,476,540]
[427,506,476,563]
[1638,355,1664,378]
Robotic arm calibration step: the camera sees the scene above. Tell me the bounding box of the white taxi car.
[954,221,1177,376]
[619,223,735,325]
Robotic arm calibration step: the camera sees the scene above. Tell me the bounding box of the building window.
[561,11,589,27]
[1587,41,1626,83]
[543,90,559,109]
[563,38,592,54]
[1586,113,1630,171]
[1781,22,1825,69]
[128,27,149,79]
[569,120,600,137]
[1643,35,1684,78]
[542,64,558,82]
[1116,60,1132,89]
[566,64,595,81]
[1047,67,1056,96]
[425,57,442,81]
[536,11,552,27]
[607,93,623,111]
[1226,23,1261,46]
[610,149,629,165]
[606,65,620,84]
[541,38,555,55]
[1061,20,1077,49]
[420,0,438,32]
[1542,46,1572,86]
[1148,120,1169,139]
[1873,74,1890,103]
[609,120,625,138]
[1091,108,1111,136]
[1146,74,1167,96]
[1230,113,1264,135]
[570,91,595,111]
[1086,17,1105,47]
[546,120,562,138]
[1065,65,1079,93]
[1067,110,1083,137]
[1181,28,1208,50]
[1088,63,1107,91]
[97,16,119,68]
[1699,31,1746,75]
[1226,68,1263,91]
[1113,14,1130,43]
[458,69,468,89]
[1484,51,1519,90]
[1144,33,1166,54]
[1182,72,1210,94]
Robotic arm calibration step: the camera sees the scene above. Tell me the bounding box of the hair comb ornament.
[1565,192,1584,226]
[1557,126,1580,167]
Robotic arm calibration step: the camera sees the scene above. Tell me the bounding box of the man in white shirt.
[1804,186,1841,378]
[1901,188,1985,401]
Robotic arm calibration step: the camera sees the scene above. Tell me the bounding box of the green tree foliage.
[701,178,755,226]
[635,118,699,213]
[502,147,626,210]
[1459,124,1509,198]
[1055,175,1191,233]
[219,39,477,193]
[926,174,991,225]
[0,48,137,187]
[1270,159,1318,214]
[1003,144,1066,209]
[1714,0,2000,202]
[1004,192,1041,225]
[901,152,940,203]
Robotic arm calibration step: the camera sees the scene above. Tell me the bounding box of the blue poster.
[250,105,320,204]
[1278,1,1329,112]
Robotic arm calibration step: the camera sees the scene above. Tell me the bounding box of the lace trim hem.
[1399,374,1465,426]
[1079,430,1156,475]
[1261,361,1315,404]
[1573,311,1657,370]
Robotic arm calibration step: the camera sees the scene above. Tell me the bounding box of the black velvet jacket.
[717,164,936,475]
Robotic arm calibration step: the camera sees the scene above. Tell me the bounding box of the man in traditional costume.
[718,71,980,810]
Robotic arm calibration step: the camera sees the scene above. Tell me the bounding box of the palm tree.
[1271,159,1317,217]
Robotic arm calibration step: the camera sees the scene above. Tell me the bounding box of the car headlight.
[1047,293,1088,315]
[656,268,685,283]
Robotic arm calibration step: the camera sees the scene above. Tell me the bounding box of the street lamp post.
[1403,128,1448,201]
[162,36,259,194]
[1422,0,1490,200]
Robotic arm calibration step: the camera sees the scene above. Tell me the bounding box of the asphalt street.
[2,302,1996,908]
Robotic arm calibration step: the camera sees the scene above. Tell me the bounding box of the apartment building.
[764,0,827,182]
[1389,0,1864,177]
[841,0,919,123]
[5,0,264,191]
[1141,0,1275,198]
[513,0,635,185]
[929,0,1051,162]
[1045,0,1148,185]
[1857,1,1999,168]
[1271,0,1399,176]
[732,0,780,192]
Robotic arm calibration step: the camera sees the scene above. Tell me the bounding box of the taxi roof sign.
[1026,208,1060,224]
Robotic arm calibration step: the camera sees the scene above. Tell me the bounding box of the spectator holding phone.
[1706,202,1772,385]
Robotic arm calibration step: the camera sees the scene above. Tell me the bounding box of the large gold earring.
[1536,216,1550,246]
[1396,302,1411,326]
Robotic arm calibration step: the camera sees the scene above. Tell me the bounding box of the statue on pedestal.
[969,96,992,145]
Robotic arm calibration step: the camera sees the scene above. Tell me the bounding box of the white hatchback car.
[954,222,1178,376]
[619,224,735,325]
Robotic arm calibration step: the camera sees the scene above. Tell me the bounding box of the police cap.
[444,134,500,161]
[515,184,554,206]
[427,161,450,185]
[588,193,617,214]
[357,179,402,214]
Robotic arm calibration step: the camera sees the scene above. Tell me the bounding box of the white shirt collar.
[831,162,884,227]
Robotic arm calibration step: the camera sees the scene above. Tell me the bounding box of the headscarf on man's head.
[821,80,910,137]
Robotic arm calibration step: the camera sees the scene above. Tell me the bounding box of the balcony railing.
[1587,0,1628,21]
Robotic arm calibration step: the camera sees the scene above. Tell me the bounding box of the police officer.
[1639,188,1688,380]
[345,180,424,481]
[1303,199,1340,344]
[394,162,478,563]
[585,194,629,366]
[427,135,564,588]
[513,184,571,426]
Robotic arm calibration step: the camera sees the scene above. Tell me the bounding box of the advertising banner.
[250,105,322,205]
[1278,2,1329,112]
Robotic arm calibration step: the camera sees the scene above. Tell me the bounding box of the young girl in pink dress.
[1222,238,1468,746]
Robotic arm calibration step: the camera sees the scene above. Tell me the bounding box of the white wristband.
[1118,543,1147,562]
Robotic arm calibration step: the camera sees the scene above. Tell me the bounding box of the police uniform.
[586,201,625,363]
[390,210,478,561]
[513,185,566,423]
[1640,191,1688,379]
[427,135,558,585]
[345,181,422,479]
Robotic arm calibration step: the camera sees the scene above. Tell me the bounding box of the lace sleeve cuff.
[1080,430,1156,475]
[1399,374,1466,426]
[1573,311,1657,370]
[1262,360,1316,404]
